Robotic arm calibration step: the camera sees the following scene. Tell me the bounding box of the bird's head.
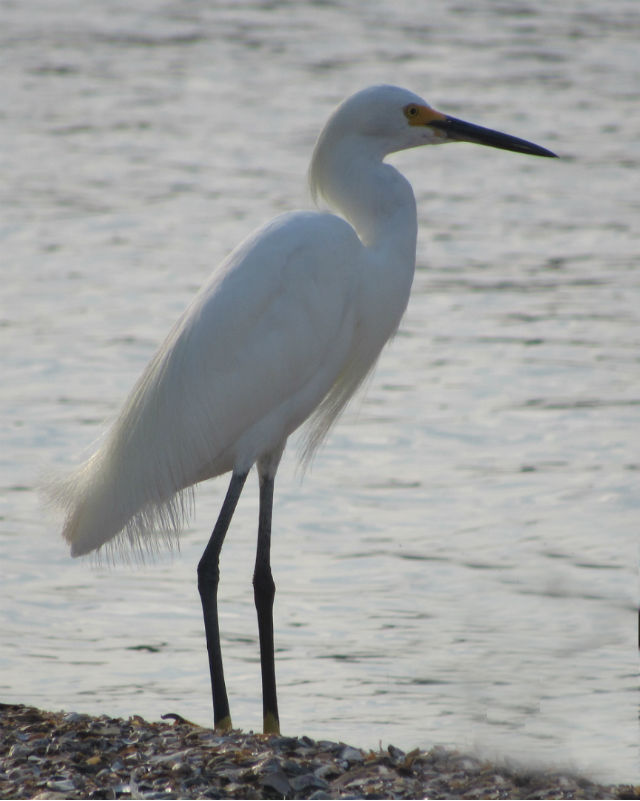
[322,84,557,159]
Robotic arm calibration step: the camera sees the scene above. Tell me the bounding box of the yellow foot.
[263,711,280,735]
[214,715,233,732]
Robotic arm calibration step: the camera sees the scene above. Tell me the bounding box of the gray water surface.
[1,0,638,783]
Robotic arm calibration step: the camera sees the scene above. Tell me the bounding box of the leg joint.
[253,565,276,602]
[197,555,220,591]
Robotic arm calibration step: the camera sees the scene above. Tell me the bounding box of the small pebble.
[260,770,291,795]
[290,772,329,792]
[340,745,365,764]
[46,779,76,792]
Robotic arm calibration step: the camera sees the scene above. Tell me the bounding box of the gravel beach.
[1,703,637,799]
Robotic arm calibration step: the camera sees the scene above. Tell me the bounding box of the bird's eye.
[404,104,421,122]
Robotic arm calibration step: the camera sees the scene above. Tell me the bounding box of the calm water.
[1,0,638,784]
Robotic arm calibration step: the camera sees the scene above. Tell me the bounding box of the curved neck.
[310,134,418,264]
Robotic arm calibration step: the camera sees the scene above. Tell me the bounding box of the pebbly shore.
[0,703,637,799]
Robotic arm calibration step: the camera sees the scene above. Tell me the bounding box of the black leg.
[253,473,280,734]
[197,470,248,731]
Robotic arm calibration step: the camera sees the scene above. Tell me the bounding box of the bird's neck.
[310,138,418,266]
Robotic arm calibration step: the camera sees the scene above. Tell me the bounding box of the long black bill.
[430,115,557,158]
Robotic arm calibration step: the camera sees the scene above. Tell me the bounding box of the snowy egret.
[51,85,556,734]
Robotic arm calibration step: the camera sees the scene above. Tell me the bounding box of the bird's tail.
[46,430,193,560]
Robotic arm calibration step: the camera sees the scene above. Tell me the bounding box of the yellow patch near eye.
[404,104,447,126]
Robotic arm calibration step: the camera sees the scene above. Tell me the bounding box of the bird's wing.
[53,211,363,556]
[169,210,365,476]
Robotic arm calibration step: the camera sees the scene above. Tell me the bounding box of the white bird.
[50,85,556,735]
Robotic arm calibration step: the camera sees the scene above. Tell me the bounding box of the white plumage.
[52,213,363,556]
[52,86,429,558]
[48,85,555,732]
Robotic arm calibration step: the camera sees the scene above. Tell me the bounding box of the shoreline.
[0,703,637,799]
